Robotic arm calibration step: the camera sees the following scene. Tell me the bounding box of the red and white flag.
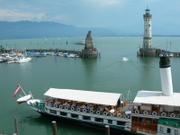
[13,85,22,97]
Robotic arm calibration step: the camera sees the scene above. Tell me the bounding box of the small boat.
[67,53,76,58]
[16,57,32,63]
[122,57,128,62]
[0,56,7,63]
[17,94,32,104]
[13,84,33,104]
[21,88,132,132]
[26,51,47,57]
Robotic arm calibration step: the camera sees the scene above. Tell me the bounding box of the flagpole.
[18,84,27,96]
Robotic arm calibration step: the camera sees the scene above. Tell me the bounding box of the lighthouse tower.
[143,8,152,49]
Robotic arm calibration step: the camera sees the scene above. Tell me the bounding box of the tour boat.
[15,55,180,135]
[26,88,132,131]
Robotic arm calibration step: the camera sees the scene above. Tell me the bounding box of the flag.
[13,85,22,97]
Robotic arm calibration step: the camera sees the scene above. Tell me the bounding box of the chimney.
[159,55,173,96]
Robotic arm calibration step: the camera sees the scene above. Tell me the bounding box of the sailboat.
[13,85,32,104]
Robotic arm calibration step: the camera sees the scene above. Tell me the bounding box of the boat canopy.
[133,90,180,107]
[44,88,121,106]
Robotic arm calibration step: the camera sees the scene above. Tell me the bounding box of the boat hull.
[38,111,138,135]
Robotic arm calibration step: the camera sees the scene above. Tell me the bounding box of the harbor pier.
[26,48,81,55]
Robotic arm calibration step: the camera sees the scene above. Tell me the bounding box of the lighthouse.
[143,8,152,49]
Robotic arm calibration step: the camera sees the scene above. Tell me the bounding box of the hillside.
[0,21,114,39]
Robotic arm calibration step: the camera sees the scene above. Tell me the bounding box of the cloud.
[0,9,49,21]
[82,0,123,8]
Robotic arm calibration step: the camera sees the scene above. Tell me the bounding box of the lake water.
[0,36,180,135]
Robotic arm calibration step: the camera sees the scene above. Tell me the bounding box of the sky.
[0,0,180,35]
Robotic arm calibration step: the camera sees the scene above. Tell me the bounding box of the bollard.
[14,117,19,135]
[52,121,57,135]
[105,125,110,135]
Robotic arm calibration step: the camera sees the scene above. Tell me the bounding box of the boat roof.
[44,88,121,106]
[133,90,180,107]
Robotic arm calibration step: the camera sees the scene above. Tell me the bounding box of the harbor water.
[0,36,180,135]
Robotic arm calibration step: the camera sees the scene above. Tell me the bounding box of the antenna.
[146,0,150,9]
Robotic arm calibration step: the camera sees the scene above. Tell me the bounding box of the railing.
[132,109,180,119]
[45,103,131,121]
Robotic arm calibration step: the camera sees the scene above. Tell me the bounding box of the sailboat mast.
[19,85,27,96]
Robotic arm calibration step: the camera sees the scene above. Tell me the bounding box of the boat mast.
[19,84,27,96]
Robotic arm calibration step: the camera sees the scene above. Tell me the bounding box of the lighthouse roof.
[133,90,180,107]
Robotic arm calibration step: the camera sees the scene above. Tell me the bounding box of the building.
[81,31,98,58]
[131,56,180,134]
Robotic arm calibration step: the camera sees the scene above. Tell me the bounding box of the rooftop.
[44,88,121,106]
[133,90,180,107]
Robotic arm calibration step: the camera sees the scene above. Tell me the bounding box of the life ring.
[161,112,167,117]
[152,111,157,116]
[103,112,108,116]
[170,113,175,118]
[143,111,148,115]
[71,107,75,111]
[134,110,139,114]
[59,105,63,109]
[83,109,87,113]
[110,113,115,117]
[117,113,122,117]
[64,106,68,110]
[96,111,100,115]
[77,107,81,112]
[90,110,94,114]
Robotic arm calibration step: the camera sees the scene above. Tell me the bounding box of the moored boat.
[15,55,180,135]
[26,88,132,130]
[16,56,32,63]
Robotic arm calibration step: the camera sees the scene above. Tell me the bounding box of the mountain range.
[0,21,117,39]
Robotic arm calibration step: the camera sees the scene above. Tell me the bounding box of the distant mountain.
[0,21,115,39]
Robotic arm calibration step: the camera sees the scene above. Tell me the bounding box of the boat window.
[117,121,124,126]
[83,116,91,120]
[167,128,171,134]
[108,120,112,124]
[159,126,163,133]
[95,118,103,123]
[71,114,78,118]
[174,129,178,135]
[50,109,56,114]
[60,112,67,116]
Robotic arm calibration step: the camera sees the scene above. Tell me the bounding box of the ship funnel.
[159,55,173,96]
